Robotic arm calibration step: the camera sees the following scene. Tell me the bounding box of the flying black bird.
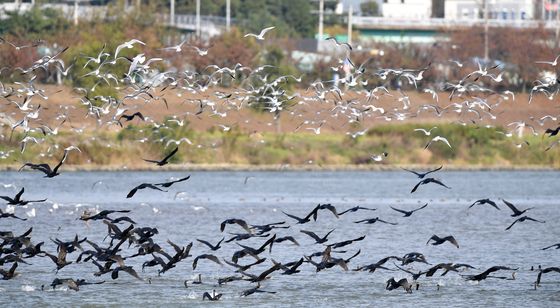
[274,236,300,246]
[410,178,451,193]
[501,199,533,217]
[281,210,314,224]
[469,198,500,210]
[196,237,224,251]
[544,125,560,137]
[401,165,443,178]
[240,283,276,297]
[126,183,166,198]
[0,187,46,205]
[328,236,366,249]
[427,235,459,248]
[0,209,27,220]
[154,176,190,188]
[220,219,252,233]
[505,216,545,230]
[338,206,377,215]
[118,112,145,126]
[202,290,222,301]
[300,229,335,244]
[462,266,517,281]
[143,147,179,166]
[0,262,18,280]
[542,243,560,250]
[193,254,222,270]
[390,203,428,217]
[386,277,413,293]
[19,149,70,178]
[536,267,560,286]
[354,217,397,225]
[79,209,131,221]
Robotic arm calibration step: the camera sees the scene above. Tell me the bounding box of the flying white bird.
[425,136,452,150]
[114,39,146,59]
[244,27,275,40]
[414,127,438,136]
[535,54,560,66]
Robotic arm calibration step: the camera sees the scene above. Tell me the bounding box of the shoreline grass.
[2,122,559,171]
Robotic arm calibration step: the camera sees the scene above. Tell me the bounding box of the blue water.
[1,170,559,307]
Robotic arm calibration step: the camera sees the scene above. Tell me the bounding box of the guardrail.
[353,16,560,29]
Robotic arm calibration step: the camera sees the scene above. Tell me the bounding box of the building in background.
[381,0,432,19]
[444,0,535,21]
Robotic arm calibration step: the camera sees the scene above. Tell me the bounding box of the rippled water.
[1,170,559,307]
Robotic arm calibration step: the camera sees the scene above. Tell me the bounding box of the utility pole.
[226,0,231,31]
[484,0,489,61]
[73,0,78,26]
[556,3,560,48]
[347,5,353,46]
[196,0,201,38]
[318,0,324,52]
[170,0,175,26]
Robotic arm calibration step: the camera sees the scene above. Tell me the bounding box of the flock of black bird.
[1,155,558,300]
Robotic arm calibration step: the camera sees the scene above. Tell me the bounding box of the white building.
[444,0,535,21]
[382,0,432,19]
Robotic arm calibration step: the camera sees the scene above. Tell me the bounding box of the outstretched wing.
[161,147,179,163]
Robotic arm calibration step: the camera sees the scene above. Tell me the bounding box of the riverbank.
[3,122,559,170]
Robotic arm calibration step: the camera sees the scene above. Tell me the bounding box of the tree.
[360,1,379,16]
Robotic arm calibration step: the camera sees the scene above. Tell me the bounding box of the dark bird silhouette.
[282,210,314,224]
[0,187,47,205]
[329,236,366,249]
[111,266,142,280]
[425,263,460,277]
[220,219,252,233]
[155,175,190,188]
[386,277,413,293]
[300,229,335,244]
[143,147,178,166]
[126,183,166,198]
[308,203,339,221]
[118,111,145,126]
[19,149,70,178]
[354,217,397,225]
[390,203,428,217]
[240,283,276,297]
[241,263,281,283]
[469,198,500,210]
[0,262,18,280]
[273,257,305,275]
[501,199,533,217]
[401,165,443,178]
[505,216,545,230]
[544,125,560,137]
[79,209,131,221]
[542,243,560,250]
[0,209,27,221]
[536,267,560,286]
[224,258,267,272]
[196,237,224,251]
[411,178,451,193]
[202,290,222,301]
[50,278,105,291]
[338,206,376,215]
[44,244,73,271]
[462,266,517,281]
[273,236,300,246]
[427,235,459,248]
[192,254,222,270]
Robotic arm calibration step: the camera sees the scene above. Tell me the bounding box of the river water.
[1,170,559,307]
